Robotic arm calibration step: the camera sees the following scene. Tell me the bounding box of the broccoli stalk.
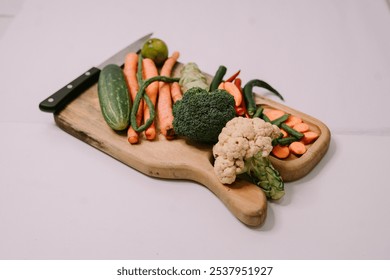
[238,152,285,200]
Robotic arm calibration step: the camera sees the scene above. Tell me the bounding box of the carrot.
[289,141,306,156]
[280,129,288,138]
[142,58,159,140]
[157,51,180,139]
[225,69,241,82]
[160,51,179,76]
[220,80,243,113]
[171,82,183,103]
[224,81,242,106]
[218,82,225,90]
[285,115,302,127]
[301,131,319,145]
[157,83,174,139]
[293,122,310,133]
[263,109,285,121]
[272,145,290,159]
[123,52,142,144]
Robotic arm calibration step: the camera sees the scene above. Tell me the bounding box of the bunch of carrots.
[123,51,182,144]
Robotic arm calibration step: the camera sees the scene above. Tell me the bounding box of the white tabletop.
[1,0,390,260]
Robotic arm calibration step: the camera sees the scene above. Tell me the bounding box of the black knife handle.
[39,67,101,113]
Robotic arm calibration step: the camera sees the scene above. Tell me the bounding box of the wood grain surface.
[53,63,330,226]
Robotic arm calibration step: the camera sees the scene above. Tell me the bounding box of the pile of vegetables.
[97,37,320,201]
[262,108,320,159]
[98,46,182,144]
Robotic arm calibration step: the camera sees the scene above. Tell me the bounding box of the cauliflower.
[213,117,285,200]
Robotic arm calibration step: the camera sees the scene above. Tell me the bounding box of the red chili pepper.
[225,70,241,83]
[234,78,249,117]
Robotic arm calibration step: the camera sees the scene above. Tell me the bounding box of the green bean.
[280,123,304,139]
[243,80,257,116]
[131,76,180,132]
[253,106,264,118]
[209,65,227,91]
[272,113,290,127]
[262,114,271,123]
[137,53,144,86]
[243,79,284,117]
[276,136,298,146]
[272,133,283,146]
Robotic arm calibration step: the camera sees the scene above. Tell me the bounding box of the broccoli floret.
[172,87,236,143]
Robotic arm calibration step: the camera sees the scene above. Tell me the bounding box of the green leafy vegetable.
[172,87,236,143]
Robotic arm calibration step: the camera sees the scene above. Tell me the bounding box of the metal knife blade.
[39,32,153,113]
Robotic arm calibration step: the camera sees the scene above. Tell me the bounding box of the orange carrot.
[218,82,225,90]
[263,109,285,121]
[160,51,179,76]
[157,83,174,139]
[224,81,242,106]
[124,53,139,97]
[280,129,288,138]
[157,51,180,139]
[142,58,159,140]
[285,115,302,127]
[301,131,319,145]
[289,141,306,156]
[123,52,142,144]
[293,122,310,133]
[272,145,290,159]
[171,82,183,103]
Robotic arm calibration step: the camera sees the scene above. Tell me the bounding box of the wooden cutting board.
[54,63,330,227]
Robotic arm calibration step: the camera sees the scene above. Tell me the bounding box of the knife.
[39,32,153,113]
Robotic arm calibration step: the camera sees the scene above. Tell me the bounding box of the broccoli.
[172,87,236,144]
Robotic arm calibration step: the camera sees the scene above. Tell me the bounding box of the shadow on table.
[254,137,337,232]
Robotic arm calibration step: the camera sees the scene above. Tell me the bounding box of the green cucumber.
[98,64,131,131]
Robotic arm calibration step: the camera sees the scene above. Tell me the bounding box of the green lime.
[141,38,169,66]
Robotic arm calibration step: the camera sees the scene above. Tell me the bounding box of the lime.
[141,38,169,66]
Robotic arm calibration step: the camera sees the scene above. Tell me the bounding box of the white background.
[1,0,389,260]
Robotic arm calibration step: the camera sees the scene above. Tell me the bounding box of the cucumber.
[98,64,131,131]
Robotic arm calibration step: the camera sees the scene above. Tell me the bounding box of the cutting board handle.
[192,161,268,227]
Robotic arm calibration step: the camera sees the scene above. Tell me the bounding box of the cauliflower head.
[213,117,285,200]
[213,117,280,183]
